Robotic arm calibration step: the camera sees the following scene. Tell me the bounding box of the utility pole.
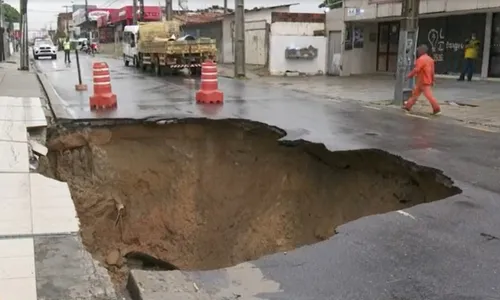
[132,0,138,24]
[84,0,88,22]
[0,0,4,62]
[165,0,172,20]
[139,0,144,21]
[19,0,28,70]
[63,5,71,35]
[224,0,227,14]
[393,0,419,105]
[234,0,245,77]
[0,0,4,30]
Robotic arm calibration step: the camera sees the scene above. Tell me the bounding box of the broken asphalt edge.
[32,59,500,300]
[32,60,119,300]
[33,61,74,121]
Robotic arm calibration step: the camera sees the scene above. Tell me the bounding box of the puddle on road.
[38,120,461,285]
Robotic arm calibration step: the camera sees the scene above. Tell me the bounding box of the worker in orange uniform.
[403,44,441,115]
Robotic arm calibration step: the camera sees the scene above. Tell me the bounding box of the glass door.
[376,22,399,72]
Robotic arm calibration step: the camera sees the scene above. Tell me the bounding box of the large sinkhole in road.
[39,120,460,282]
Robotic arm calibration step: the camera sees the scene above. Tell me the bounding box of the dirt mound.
[40,120,460,284]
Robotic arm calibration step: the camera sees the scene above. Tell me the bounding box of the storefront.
[376,21,399,72]
[375,13,486,75]
[417,13,486,75]
[97,10,119,43]
[489,13,500,77]
[73,8,117,40]
[115,6,162,27]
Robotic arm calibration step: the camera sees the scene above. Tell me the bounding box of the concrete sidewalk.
[252,75,500,131]
[0,54,115,300]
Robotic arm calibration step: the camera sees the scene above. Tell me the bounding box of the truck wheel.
[153,56,162,76]
[154,62,162,76]
[190,67,201,76]
[124,55,129,66]
[134,56,139,68]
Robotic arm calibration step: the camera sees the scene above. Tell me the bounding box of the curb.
[34,67,74,121]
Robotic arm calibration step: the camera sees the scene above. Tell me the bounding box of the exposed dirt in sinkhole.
[38,120,461,284]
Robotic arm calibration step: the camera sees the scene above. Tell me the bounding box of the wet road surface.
[35,52,500,300]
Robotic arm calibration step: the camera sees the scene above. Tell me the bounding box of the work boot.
[432,109,441,115]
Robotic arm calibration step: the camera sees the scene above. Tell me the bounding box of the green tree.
[3,3,20,24]
[319,0,343,9]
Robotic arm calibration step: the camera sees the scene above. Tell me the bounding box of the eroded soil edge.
[37,119,461,284]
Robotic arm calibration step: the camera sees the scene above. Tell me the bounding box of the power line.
[28,9,70,13]
[101,0,127,8]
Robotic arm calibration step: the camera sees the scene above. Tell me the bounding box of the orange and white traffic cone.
[89,62,117,110]
[195,60,223,104]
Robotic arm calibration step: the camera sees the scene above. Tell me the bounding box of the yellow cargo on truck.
[122,21,217,76]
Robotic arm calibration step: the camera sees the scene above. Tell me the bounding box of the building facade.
[96,6,162,43]
[221,4,294,65]
[57,13,73,36]
[326,0,500,78]
[73,7,120,40]
[179,4,295,64]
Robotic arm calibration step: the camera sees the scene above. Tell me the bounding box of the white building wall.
[341,23,378,76]
[325,8,344,75]
[244,20,268,65]
[221,6,290,64]
[344,0,500,21]
[326,7,380,76]
[271,22,324,35]
[269,22,326,75]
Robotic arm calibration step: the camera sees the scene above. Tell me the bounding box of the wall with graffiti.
[417,13,486,75]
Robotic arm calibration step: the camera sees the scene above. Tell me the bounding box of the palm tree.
[318,0,343,9]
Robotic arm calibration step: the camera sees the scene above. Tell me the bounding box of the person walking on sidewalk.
[458,33,480,82]
[63,38,71,64]
[403,44,441,115]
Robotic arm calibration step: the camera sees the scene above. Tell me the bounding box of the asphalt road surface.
[35,51,500,300]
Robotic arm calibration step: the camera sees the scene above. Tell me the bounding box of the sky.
[4,0,323,29]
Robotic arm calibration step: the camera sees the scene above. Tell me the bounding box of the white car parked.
[33,39,57,60]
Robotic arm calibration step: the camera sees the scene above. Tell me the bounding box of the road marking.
[363,105,381,110]
[405,113,429,120]
[397,210,416,220]
[465,125,497,133]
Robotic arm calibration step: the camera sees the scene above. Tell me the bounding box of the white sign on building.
[72,8,86,26]
[87,10,109,21]
[346,7,364,16]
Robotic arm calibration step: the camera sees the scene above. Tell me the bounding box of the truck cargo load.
[137,21,181,41]
[123,21,217,76]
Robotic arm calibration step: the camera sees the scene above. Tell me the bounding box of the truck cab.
[123,25,139,67]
